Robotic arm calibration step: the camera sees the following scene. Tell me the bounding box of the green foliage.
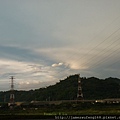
[0,75,120,102]
[1,102,120,115]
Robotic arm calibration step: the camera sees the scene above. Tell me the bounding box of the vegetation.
[0,74,120,102]
[0,102,120,116]
[0,74,119,118]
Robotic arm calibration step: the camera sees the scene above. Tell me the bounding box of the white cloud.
[36,47,89,70]
[52,62,63,67]
[0,1,120,90]
[0,59,40,74]
[0,58,56,90]
[67,61,88,70]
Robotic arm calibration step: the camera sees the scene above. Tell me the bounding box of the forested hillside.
[0,75,120,102]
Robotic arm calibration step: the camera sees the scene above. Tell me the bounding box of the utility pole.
[77,74,83,100]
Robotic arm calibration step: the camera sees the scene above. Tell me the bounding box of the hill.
[0,75,120,102]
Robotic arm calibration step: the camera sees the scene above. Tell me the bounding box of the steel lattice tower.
[10,76,15,105]
[77,74,83,100]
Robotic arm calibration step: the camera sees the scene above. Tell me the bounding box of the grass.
[0,108,120,119]
[0,108,120,115]
[0,103,120,115]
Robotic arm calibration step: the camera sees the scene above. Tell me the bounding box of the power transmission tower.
[9,76,15,108]
[77,74,83,100]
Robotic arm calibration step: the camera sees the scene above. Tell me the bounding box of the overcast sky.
[0,0,120,91]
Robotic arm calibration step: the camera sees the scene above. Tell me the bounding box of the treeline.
[0,74,120,102]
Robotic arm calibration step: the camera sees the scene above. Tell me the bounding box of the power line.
[78,37,120,69]
[57,15,120,64]
[50,15,120,79]
[53,25,120,79]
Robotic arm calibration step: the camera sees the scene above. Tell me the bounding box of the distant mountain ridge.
[0,74,120,102]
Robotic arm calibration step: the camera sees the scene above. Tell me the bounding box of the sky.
[0,0,120,91]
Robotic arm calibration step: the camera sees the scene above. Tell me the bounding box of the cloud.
[0,0,120,91]
[52,62,63,67]
[36,47,89,70]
